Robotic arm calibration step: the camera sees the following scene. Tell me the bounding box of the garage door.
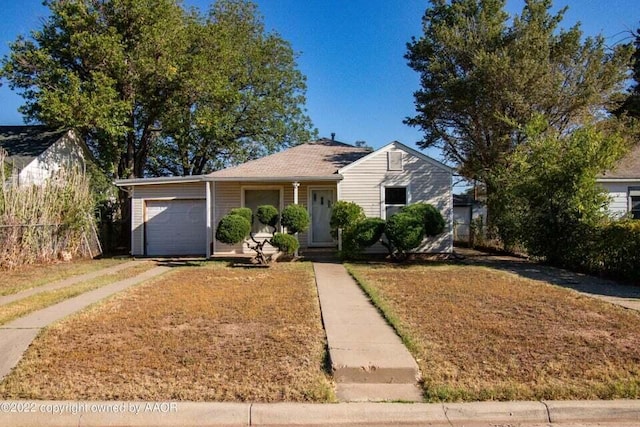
[145,199,206,256]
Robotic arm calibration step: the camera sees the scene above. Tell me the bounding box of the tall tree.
[405,0,631,215]
[149,0,315,176]
[1,0,314,179]
[617,26,640,118]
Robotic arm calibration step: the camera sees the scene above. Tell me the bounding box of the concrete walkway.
[0,260,140,307]
[0,265,170,380]
[313,262,422,402]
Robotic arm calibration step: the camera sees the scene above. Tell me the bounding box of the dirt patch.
[0,262,333,402]
[347,263,640,401]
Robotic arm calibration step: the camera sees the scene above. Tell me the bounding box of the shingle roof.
[0,126,69,166]
[600,143,640,179]
[207,138,372,179]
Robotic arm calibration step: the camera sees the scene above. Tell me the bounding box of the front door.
[310,189,334,245]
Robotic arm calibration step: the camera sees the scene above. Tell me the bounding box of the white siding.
[131,182,206,255]
[212,181,335,255]
[600,182,632,218]
[18,130,87,185]
[339,144,453,253]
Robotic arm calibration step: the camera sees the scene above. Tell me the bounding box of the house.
[115,138,454,257]
[0,126,88,185]
[597,143,640,219]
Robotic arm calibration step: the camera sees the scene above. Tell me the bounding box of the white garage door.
[145,199,206,256]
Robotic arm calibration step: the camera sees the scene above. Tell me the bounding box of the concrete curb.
[0,400,639,426]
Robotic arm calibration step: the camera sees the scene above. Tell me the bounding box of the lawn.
[0,262,334,402]
[347,262,640,402]
[0,258,126,296]
[0,262,157,326]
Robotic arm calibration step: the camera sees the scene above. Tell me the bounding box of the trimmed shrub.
[330,200,365,238]
[352,217,385,247]
[229,207,252,223]
[384,211,425,254]
[256,205,279,228]
[590,220,640,282]
[215,214,251,245]
[281,204,310,234]
[271,232,299,255]
[400,202,445,236]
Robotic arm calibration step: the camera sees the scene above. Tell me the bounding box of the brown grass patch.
[0,258,126,296]
[0,262,333,402]
[0,262,156,326]
[347,263,640,401]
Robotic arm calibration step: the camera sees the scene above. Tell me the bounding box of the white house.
[0,126,88,186]
[115,138,454,257]
[597,143,640,220]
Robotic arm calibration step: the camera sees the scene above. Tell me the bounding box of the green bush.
[281,204,310,234]
[330,200,365,238]
[352,217,386,247]
[271,232,299,255]
[400,202,445,236]
[256,205,279,228]
[215,214,251,245]
[384,211,425,254]
[229,207,252,223]
[589,220,640,282]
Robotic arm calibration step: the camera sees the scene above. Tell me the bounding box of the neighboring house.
[0,126,88,185]
[597,143,640,219]
[115,138,454,257]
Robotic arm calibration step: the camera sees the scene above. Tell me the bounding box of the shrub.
[384,211,425,255]
[256,205,279,228]
[215,214,251,245]
[271,232,299,255]
[330,201,365,238]
[400,202,445,236]
[281,204,310,234]
[352,218,386,247]
[590,220,640,282]
[229,207,252,223]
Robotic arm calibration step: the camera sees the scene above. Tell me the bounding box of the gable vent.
[387,151,403,171]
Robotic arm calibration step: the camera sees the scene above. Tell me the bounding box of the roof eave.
[205,175,343,182]
[114,176,205,186]
[596,177,640,183]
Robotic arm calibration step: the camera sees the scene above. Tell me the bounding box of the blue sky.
[0,0,638,159]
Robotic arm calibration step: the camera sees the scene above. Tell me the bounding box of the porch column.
[292,181,300,257]
[205,181,212,258]
[292,181,300,204]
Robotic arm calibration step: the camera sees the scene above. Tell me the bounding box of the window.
[384,187,407,218]
[243,189,281,234]
[387,151,403,171]
[631,196,640,220]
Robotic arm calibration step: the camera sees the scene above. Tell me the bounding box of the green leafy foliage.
[351,218,386,248]
[330,201,365,238]
[491,116,628,265]
[405,0,632,225]
[1,0,315,180]
[400,203,445,236]
[281,204,310,234]
[229,207,252,223]
[256,205,279,228]
[384,212,425,255]
[215,214,251,245]
[271,232,299,255]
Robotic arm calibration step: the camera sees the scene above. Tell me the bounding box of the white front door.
[310,189,334,245]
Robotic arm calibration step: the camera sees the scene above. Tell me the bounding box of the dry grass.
[0,262,333,402]
[0,258,126,296]
[347,263,640,402]
[0,262,156,326]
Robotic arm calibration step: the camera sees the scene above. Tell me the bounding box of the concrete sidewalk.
[1,399,639,426]
[313,262,422,402]
[0,260,140,307]
[0,265,170,380]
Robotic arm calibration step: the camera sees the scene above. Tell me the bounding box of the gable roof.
[206,138,372,181]
[0,126,69,166]
[598,143,640,180]
[338,140,455,175]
